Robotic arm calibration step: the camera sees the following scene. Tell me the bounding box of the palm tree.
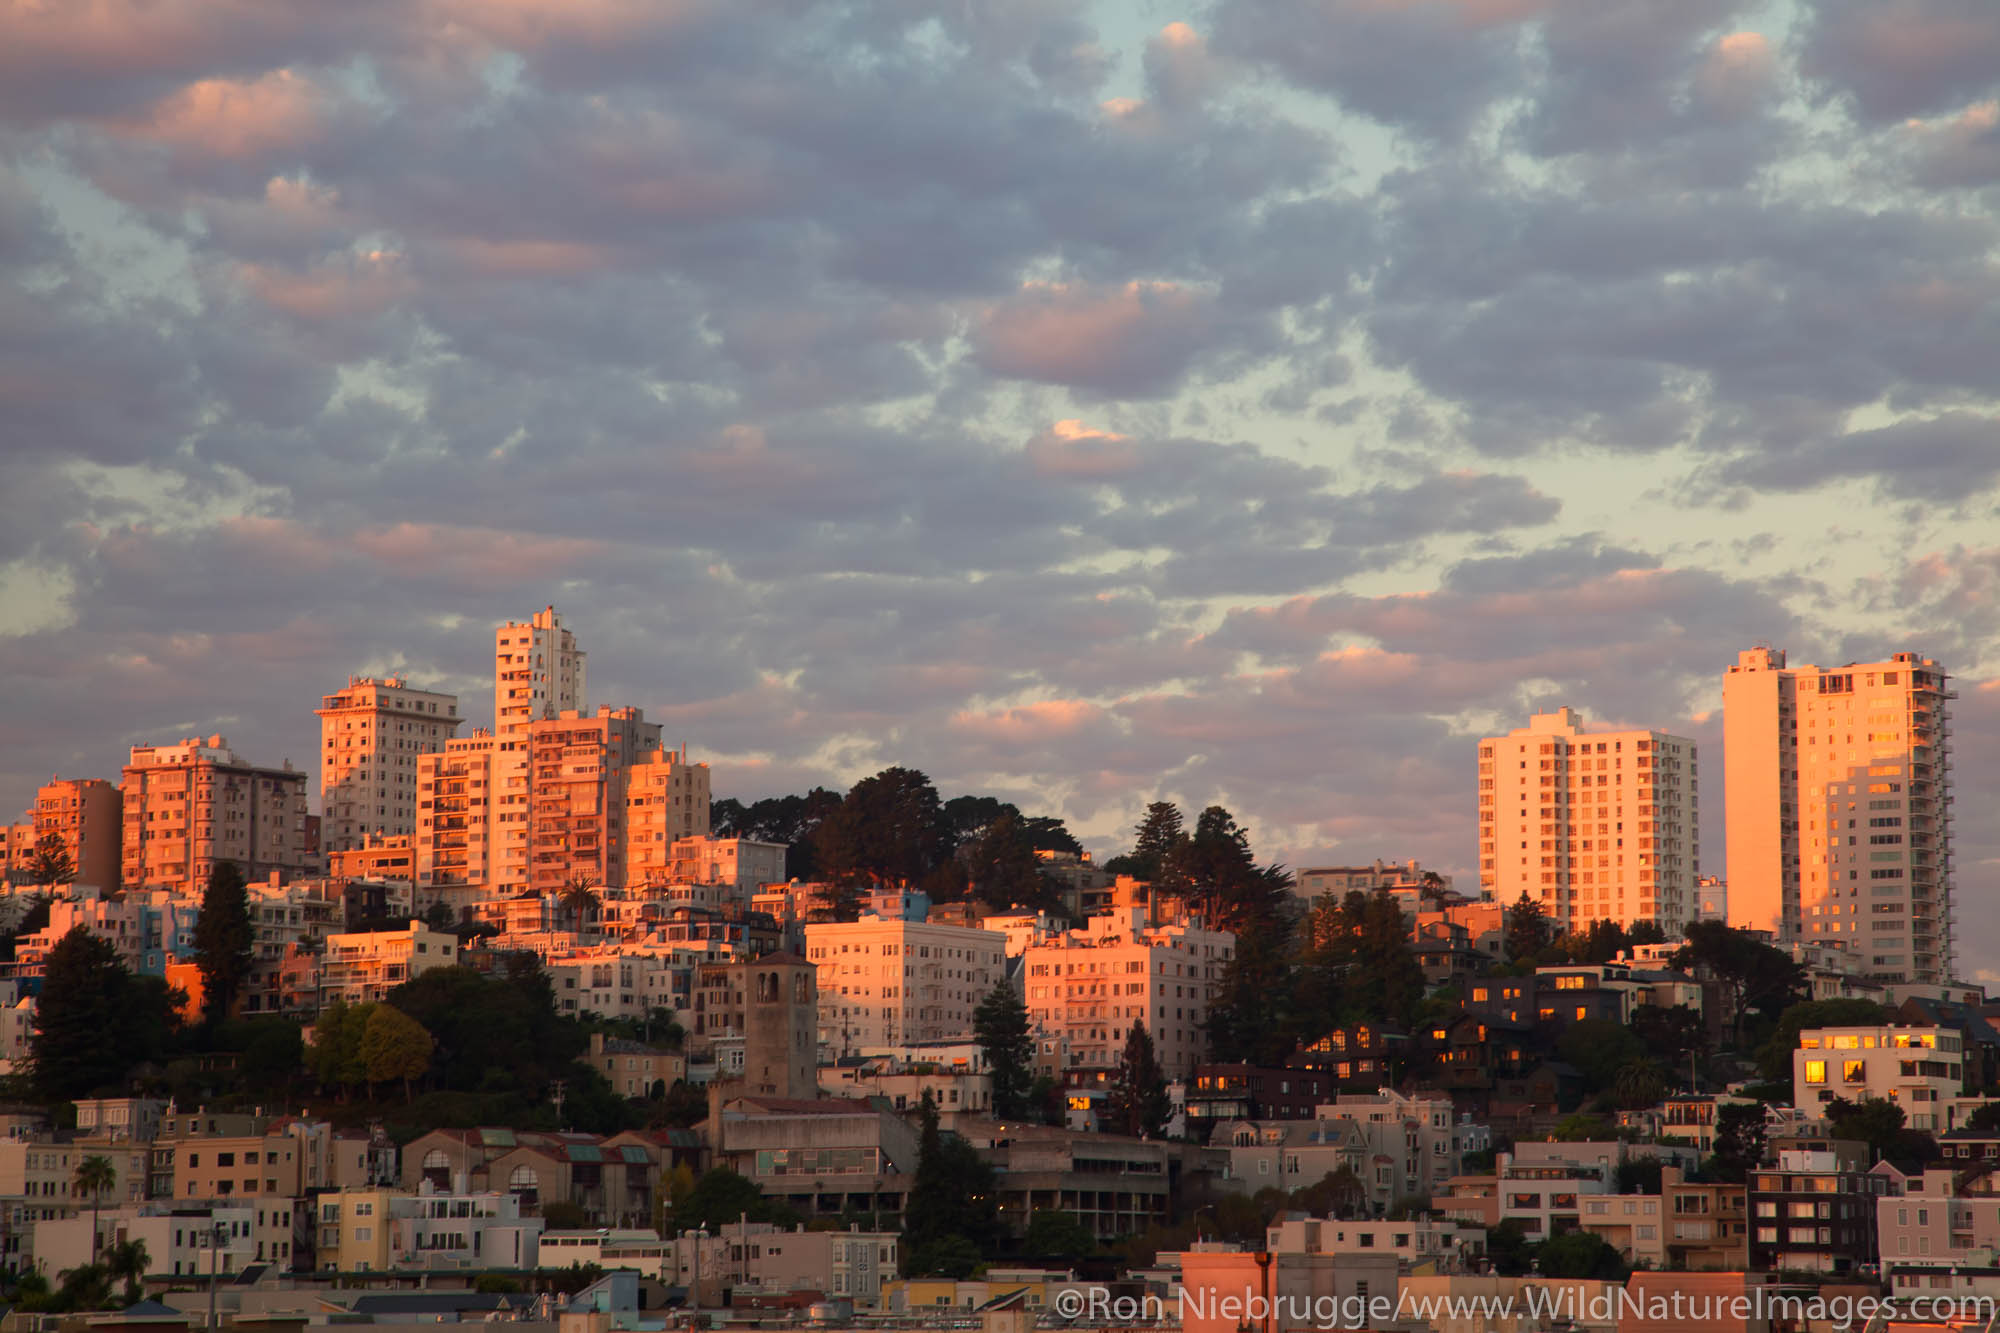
[1614,1060,1667,1110]
[559,875,601,936]
[72,1155,116,1261]
[103,1237,149,1304]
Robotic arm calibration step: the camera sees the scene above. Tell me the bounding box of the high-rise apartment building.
[495,607,586,743]
[1723,648,1952,984]
[1477,708,1699,935]
[121,736,313,892]
[316,676,460,853]
[526,706,662,893]
[624,750,713,886]
[26,776,122,891]
[415,731,529,895]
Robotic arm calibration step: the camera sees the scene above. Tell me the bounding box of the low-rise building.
[1265,1213,1474,1267]
[1794,1025,1963,1129]
[1022,910,1234,1080]
[317,921,459,1006]
[1749,1147,1899,1274]
[808,916,1008,1056]
[585,1031,686,1098]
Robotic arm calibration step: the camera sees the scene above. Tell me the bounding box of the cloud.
[1800,0,2000,123]
[974,280,1255,398]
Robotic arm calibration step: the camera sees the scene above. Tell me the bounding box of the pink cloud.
[1023,420,1142,480]
[112,68,329,159]
[974,279,1221,396]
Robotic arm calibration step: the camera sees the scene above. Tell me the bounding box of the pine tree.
[194,860,253,1022]
[902,1091,999,1273]
[1106,1022,1171,1140]
[26,833,76,889]
[32,927,178,1100]
[1129,801,1186,882]
[973,981,1035,1120]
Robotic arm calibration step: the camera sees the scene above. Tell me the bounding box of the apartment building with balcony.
[317,921,459,1006]
[496,606,586,742]
[121,736,313,892]
[1749,1147,1898,1274]
[621,754,715,885]
[526,707,661,894]
[316,676,460,855]
[1725,648,1953,983]
[415,730,529,896]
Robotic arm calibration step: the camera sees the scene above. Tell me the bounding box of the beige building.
[0,821,35,885]
[527,707,662,893]
[1477,707,1699,935]
[1022,910,1233,1078]
[316,677,460,854]
[415,731,529,895]
[1794,1024,1962,1129]
[808,916,1008,1056]
[496,605,586,742]
[120,736,313,892]
[317,921,460,1006]
[584,1031,686,1098]
[622,750,714,885]
[1724,647,1953,983]
[25,776,122,891]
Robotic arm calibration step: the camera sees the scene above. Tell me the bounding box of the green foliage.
[541,1200,590,1230]
[361,1004,435,1098]
[907,1234,983,1279]
[475,1274,524,1294]
[385,955,584,1100]
[1629,1004,1708,1074]
[1485,1218,1535,1275]
[0,894,51,963]
[1615,1156,1664,1194]
[1023,1209,1097,1258]
[711,788,844,880]
[1127,802,1186,885]
[104,1238,148,1304]
[74,1154,116,1260]
[1965,1102,2000,1133]
[310,998,374,1094]
[1505,894,1555,962]
[1824,1095,1906,1163]
[27,832,77,887]
[1535,1229,1630,1280]
[32,926,181,1100]
[814,768,956,896]
[1304,889,1426,1030]
[973,982,1035,1121]
[1707,1102,1767,1183]
[648,1080,709,1130]
[194,860,253,1023]
[1290,1167,1369,1219]
[1756,999,1893,1080]
[1550,1113,1613,1141]
[1671,922,1807,1046]
[1556,1019,1646,1093]
[674,1165,801,1234]
[1205,923,1297,1066]
[1613,1060,1668,1110]
[1106,1022,1171,1140]
[961,814,1062,914]
[903,1093,999,1268]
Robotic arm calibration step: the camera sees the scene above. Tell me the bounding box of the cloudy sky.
[2,0,1996,973]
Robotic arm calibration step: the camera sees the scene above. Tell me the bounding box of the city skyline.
[1,2,1996,979]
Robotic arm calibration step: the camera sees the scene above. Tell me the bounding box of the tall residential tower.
[495,606,586,743]
[1723,648,1952,984]
[1477,708,1699,935]
[316,676,460,853]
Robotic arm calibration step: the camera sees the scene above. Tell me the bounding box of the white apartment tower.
[1021,910,1235,1079]
[316,676,460,853]
[1477,708,1699,936]
[806,916,1009,1055]
[495,607,586,743]
[1723,648,1952,984]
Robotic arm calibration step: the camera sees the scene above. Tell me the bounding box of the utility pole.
[206,1220,226,1333]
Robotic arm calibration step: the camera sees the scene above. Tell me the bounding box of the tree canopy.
[973,981,1035,1121]
[1106,1022,1171,1140]
[193,860,253,1023]
[31,927,180,1100]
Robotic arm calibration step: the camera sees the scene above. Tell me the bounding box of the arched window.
[421,1149,452,1190]
[507,1165,539,1206]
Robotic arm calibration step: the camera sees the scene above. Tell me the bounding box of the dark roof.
[345,1293,532,1316]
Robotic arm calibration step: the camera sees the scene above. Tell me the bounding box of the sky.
[0,0,1996,975]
